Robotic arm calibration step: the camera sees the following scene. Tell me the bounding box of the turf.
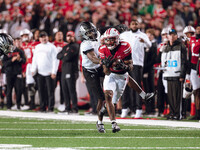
[0,117,200,149]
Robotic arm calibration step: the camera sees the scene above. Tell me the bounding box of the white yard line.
[0,110,199,128]
[0,136,199,139]
[1,145,200,150]
[0,128,199,131]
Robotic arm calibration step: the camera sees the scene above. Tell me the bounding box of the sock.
[98,120,103,124]
[139,91,146,99]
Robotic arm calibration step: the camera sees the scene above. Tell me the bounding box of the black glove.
[101,55,114,68]
[115,59,130,71]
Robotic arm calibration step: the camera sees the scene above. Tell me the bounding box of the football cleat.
[96,121,106,133]
[112,122,120,133]
[144,92,155,102]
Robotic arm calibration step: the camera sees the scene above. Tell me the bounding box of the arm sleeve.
[180,44,187,78]
[20,50,26,64]
[143,34,152,48]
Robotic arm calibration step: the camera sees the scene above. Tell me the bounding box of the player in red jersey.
[20,29,33,110]
[99,28,154,132]
[52,31,67,111]
[25,29,40,110]
[188,26,200,120]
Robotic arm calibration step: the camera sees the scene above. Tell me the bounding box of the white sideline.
[0,110,199,128]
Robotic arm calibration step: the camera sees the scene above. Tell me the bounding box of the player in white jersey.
[80,22,108,133]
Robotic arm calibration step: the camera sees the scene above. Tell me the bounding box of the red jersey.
[21,42,33,73]
[99,41,132,74]
[52,41,67,72]
[190,36,200,65]
[29,41,40,64]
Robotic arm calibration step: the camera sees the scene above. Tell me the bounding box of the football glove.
[101,55,114,68]
[115,59,130,71]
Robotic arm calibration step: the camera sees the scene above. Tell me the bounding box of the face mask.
[163,38,168,43]
[22,37,29,42]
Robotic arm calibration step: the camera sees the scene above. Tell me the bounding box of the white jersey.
[120,30,151,67]
[80,40,101,69]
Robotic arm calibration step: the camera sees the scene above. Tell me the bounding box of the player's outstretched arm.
[86,50,101,64]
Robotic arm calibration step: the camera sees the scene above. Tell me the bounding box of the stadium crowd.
[0,0,200,122]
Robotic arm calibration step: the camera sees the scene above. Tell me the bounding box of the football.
[112,58,123,70]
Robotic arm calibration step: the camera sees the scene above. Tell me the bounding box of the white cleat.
[121,108,130,118]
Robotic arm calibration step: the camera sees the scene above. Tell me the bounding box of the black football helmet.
[80,21,98,41]
[0,33,14,56]
[115,24,128,34]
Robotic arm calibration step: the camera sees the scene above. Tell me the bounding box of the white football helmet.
[161,28,169,35]
[104,28,120,50]
[183,26,195,34]
[20,29,32,42]
[183,26,195,39]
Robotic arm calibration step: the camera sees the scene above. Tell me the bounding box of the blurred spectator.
[38,10,51,36]
[60,11,78,40]
[138,0,154,16]
[155,28,169,117]
[181,3,197,26]
[161,29,187,120]
[143,28,157,115]
[31,31,59,112]
[0,0,6,12]
[120,19,151,118]
[163,7,185,35]
[20,29,33,110]
[26,29,40,110]
[57,31,79,114]
[195,8,200,27]
[10,15,30,38]
[53,31,67,111]
[2,37,26,110]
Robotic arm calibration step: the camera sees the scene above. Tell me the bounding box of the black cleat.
[112,122,120,133]
[96,121,106,133]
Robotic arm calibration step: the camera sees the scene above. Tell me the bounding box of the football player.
[99,28,154,132]
[79,21,106,133]
[187,26,200,120]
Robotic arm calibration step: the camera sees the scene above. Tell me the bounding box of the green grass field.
[0,116,200,150]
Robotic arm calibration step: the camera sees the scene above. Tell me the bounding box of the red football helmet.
[104,28,120,50]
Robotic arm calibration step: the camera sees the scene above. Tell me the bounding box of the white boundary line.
[0,128,199,131]
[0,110,199,128]
[0,136,199,139]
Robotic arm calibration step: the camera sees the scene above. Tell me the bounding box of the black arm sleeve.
[20,50,26,64]
[180,44,187,78]
[83,48,94,55]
